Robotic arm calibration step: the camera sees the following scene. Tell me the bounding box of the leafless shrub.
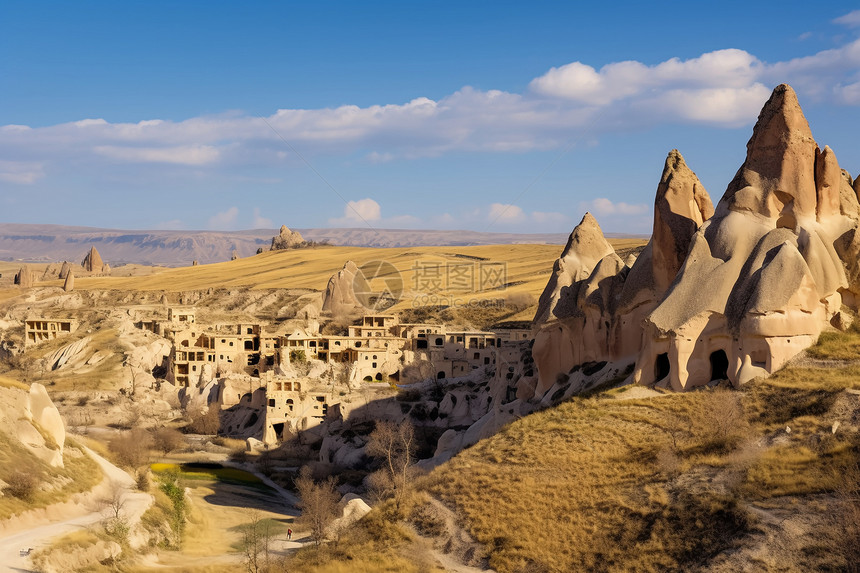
[295,466,339,547]
[241,510,278,573]
[186,405,220,434]
[5,471,36,501]
[109,427,153,470]
[152,426,185,455]
[366,420,420,514]
[694,388,749,453]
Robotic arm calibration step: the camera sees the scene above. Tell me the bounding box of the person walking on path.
[287,528,292,541]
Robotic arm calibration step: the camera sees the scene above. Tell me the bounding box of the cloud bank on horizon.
[2,10,860,235]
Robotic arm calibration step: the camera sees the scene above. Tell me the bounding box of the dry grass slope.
[58,241,645,323]
[416,329,860,573]
[0,436,102,520]
[425,392,752,572]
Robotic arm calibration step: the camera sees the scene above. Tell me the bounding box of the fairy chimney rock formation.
[640,83,858,389]
[271,225,305,250]
[531,83,860,397]
[722,84,820,222]
[14,266,33,288]
[652,150,714,292]
[81,246,104,273]
[63,271,75,292]
[533,213,615,327]
[322,261,361,319]
[58,261,72,280]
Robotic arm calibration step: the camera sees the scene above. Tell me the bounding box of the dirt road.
[0,447,152,573]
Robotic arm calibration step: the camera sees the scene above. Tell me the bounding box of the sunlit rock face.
[531,84,860,396]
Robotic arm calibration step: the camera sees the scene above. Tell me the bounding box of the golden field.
[6,240,646,323]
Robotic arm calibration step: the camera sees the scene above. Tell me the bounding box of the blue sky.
[2,1,860,235]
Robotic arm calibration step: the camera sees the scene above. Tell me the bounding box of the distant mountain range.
[0,224,627,266]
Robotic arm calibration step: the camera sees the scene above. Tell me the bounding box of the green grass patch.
[806,327,860,360]
[151,462,265,487]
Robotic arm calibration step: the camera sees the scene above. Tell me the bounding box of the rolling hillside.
[44,241,645,323]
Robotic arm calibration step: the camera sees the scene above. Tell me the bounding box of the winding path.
[0,447,152,573]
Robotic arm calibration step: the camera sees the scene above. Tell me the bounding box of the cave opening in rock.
[710,349,729,381]
[654,353,670,382]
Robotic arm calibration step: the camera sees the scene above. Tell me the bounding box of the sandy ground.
[611,385,668,400]
[140,458,301,570]
[0,446,152,573]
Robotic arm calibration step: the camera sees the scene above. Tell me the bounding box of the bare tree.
[186,405,221,434]
[100,482,130,543]
[124,355,146,398]
[294,466,339,547]
[366,420,418,513]
[152,426,186,456]
[696,388,747,449]
[241,510,276,573]
[121,400,144,428]
[109,427,153,486]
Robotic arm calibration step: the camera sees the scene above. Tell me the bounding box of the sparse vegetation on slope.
[420,331,860,572]
[425,392,752,572]
[0,436,101,520]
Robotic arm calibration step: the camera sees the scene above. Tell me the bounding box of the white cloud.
[0,160,44,184]
[488,203,527,223]
[834,10,860,27]
[530,49,762,104]
[582,197,649,216]
[325,201,564,232]
[2,38,860,181]
[345,198,381,222]
[252,208,273,229]
[837,81,860,104]
[208,207,239,230]
[329,198,382,226]
[765,38,860,101]
[641,85,773,125]
[94,144,220,165]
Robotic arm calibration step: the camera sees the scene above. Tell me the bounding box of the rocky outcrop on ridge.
[270,225,305,250]
[59,261,72,280]
[14,265,34,288]
[81,246,106,273]
[63,271,75,292]
[531,84,859,394]
[322,261,368,319]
